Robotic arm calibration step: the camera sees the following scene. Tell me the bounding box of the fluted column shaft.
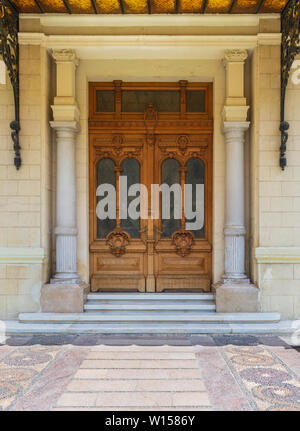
[223,121,250,280]
[50,121,80,283]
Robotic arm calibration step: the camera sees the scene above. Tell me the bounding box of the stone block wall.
[253,45,300,319]
[0,46,53,319]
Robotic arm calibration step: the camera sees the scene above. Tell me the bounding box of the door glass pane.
[96,90,115,112]
[122,90,180,112]
[97,158,116,238]
[161,158,181,238]
[186,90,205,112]
[120,158,140,238]
[185,158,205,238]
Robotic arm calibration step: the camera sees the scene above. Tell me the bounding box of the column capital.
[50,121,80,134]
[223,121,250,137]
[51,49,79,67]
[224,49,248,64]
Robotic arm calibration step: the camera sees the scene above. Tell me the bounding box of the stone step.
[87,293,215,302]
[8,319,294,336]
[19,312,280,324]
[84,302,216,312]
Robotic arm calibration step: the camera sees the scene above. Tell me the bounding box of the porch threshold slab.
[18,312,281,324]
[3,320,297,336]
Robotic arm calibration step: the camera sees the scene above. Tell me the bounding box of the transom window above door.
[89,81,212,119]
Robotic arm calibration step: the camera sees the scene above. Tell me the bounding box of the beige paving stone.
[90,345,195,352]
[67,379,206,392]
[80,359,199,369]
[135,379,206,392]
[87,351,196,360]
[95,391,172,407]
[172,392,211,407]
[74,368,203,380]
[56,393,97,407]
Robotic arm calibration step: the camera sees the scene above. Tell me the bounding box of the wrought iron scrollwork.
[280,0,300,170]
[0,0,20,169]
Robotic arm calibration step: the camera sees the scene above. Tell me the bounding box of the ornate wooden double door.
[89,81,213,292]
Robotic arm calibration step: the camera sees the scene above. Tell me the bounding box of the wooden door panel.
[92,276,146,292]
[93,253,145,274]
[156,276,211,292]
[157,253,209,274]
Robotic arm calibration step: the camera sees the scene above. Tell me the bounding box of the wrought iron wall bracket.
[0,0,21,169]
[280,0,300,170]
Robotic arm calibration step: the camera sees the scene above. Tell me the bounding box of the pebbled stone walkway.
[0,335,299,411]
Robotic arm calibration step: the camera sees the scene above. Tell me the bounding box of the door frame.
[88,81,213,292]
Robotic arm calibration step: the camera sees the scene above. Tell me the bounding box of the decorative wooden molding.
[177,135,189,155]
[144,102,158,147]
[106,229,130,257]
[171,230,195,257]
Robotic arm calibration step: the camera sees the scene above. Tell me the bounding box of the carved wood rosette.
[171,229,195,257]
[106,228,130,257]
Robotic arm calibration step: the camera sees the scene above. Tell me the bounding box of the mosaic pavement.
[0,335,299,411]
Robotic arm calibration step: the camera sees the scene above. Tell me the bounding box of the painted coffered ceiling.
[10,0,288,15]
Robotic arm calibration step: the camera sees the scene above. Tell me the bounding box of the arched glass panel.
[120,158,140,238]
[96,158,116,238]
[161,158,181,238]
[185,158,205,238]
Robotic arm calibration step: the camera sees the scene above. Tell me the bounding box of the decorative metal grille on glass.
[97,158,116,238]
[120,158,140,238]
[186,158,205,238]
[161,158,181,238]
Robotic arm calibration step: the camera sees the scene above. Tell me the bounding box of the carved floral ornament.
[177,135,189,154]
[224,49,248,63]
[106,228,130,257]
[144,102,158,146]
[171,230,195,257]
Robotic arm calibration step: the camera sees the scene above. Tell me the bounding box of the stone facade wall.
[0,46,53,319]
[1,40,300,320]
[253,46,300,319]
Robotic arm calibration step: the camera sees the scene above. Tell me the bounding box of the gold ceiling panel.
[151,0,176,14]
[94,0,121,13]
[231,0,259,13]
[261,0,287,13]
[67,0,95,13]
[123,0,148,14]
[12,0,40,13]
[11,0,290,14]
[179,0,204,13]
[38,0,68,13]
[206,0,232,13]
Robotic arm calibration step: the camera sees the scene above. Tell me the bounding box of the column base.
[41,282,89,313]
[213,279,259,313]
[50,274,82,285]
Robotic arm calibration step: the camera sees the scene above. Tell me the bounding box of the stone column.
[223,121,249,280]
[215,49,258,313]
[41,50,88,313]
[50,121,80,283]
